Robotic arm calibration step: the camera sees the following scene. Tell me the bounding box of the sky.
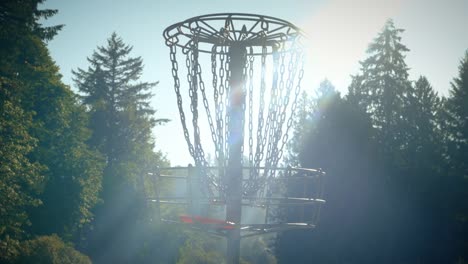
[42,0,468,166]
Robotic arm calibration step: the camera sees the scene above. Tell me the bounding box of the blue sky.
[42,0,468,166]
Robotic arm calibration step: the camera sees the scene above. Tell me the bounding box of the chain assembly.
[165,13,306,199]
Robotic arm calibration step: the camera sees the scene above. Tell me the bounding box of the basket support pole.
[226,43,247,264]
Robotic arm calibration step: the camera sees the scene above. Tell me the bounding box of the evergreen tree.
[1,0,103,259]
[349,19,411,160]
[73,33,165,187]
[285,91,311,167]
[73,32,167,200]
[406,76,444,173]
[0,0,63,42]
[347,74,366,111]
[278,80,377,263]
[73,33,169,263]
[285,79,338,166]
[446,51,468,179]
[445,50,468,260]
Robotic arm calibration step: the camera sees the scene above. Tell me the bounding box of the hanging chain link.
[186,46,202,165]
[267,47,287,171]
[169,44,196,159]
[224,48,231,164]
[269,44,295,168]
[273,48,304,166]
[263,45,281,178]
[217,46,227,167]
[254,45,268,168]
[198,52,218,164]
[246,45,268,195]
[248,47,254,170]
[240,47,248,158]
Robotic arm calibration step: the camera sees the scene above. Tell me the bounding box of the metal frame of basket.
[144,166,325,238]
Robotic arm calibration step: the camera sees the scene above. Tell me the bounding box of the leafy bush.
[16,235,91,264]
[177,233,225,264]
[241,237,277,264]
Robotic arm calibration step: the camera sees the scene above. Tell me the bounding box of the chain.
[198,51,218,164]
[255,44,306,196]
[274,49,304,166]
[240,47,248,158]
[170,45,196,158]
[186,47,201,165]
[190,42,217,196]
[217,46,227,168]
[253,45,268,168]
[264,46,280,172]
[256,45,281,197]
[224,49,231,163]
[248,47,254,174]
[269,45,292,167]
[246,45,268,195]
[268,48,287,171]
[212,47,219,138]
[170,42,216,197]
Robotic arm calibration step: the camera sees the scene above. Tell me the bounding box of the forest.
[1,1,467,263]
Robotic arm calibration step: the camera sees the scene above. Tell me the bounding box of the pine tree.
[349,19,411,158]
[278,80,377,263]
[444,51,468,260]
[406,76,444,172]
[446,51,468,177]
[300,80,340,166]
[285,79,338,167]
[73,33,168,199]
[73,33,165,170]
[73,33,169,262]
[0,0,63,42]
[285,91,311,167]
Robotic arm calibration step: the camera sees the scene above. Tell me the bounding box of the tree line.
[278,19,468,264]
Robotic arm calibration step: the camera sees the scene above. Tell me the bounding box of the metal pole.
[226,43,246,264]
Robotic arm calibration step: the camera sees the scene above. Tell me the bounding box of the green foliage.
[16,235,91,264]
[176,234,277,264]
[445,50,468,259]
[348,19,412,159]
[14,26,104,242]
[278,83,377,263]
[177,233,225,264]
[134,222,186,264]
[404,76,445,188]
[73,33,169,263]
[0,0,63,41]
[0,0,104,246]
[286,79,339,166]
[446,51,468,176]
[0,82,44,262]
[280,21,467,264]
[285,91,312,167]
[73,33,167,194]
[241,237,277,264]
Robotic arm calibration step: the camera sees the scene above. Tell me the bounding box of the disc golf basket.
[144,13,326,263]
